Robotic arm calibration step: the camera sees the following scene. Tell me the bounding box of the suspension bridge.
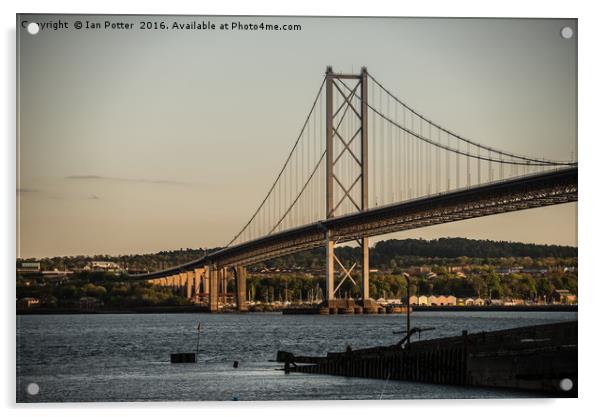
[135,67,577,313]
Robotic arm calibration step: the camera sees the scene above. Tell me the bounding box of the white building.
[427,295,440,306]
[84,261,122,272]
[445,295,457,306]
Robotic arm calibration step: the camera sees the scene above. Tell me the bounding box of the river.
[16,311,577,402]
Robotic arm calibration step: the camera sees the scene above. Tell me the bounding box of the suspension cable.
[338,79,575,167]
[225,77,326,247]
[269,151,326,235]
[367,72,575,166]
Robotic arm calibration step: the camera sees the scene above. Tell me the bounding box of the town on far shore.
[16,237,577,313]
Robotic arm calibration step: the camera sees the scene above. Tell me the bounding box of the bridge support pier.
[178,274,183,295]
[209,266,219,312]
[194,268,204,303]
[235,266,248,312]
[186,271,194,299]
[221,267,228,305]
[361,237,370,302]
[324,236,371,309]
[202,270,209,301]
[325,238,335,306]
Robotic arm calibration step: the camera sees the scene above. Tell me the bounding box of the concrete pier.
[325,238,335,304]
[194,268,204,301]
[235,266,248,312]
[277,321,577,396]
[186,271,194,299]
[178,272,186,297]
[220,267,227,305]
[209,266,219,312]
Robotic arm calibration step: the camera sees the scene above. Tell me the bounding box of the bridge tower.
[325,66,371,308]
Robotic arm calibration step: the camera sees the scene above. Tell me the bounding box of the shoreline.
[16,304,578,315]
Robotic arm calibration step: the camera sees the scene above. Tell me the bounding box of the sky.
[17,15,577,258]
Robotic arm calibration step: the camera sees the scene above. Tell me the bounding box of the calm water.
[16,311,577,402]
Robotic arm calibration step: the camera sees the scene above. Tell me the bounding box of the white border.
[3,1,600,416]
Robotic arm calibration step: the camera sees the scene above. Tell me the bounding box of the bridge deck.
[132,167,576,279]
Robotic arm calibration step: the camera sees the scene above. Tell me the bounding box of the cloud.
[65,175,193,186]
[17,187,101,201]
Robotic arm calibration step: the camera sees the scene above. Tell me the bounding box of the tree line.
[16,238,577,309]
[18,238,576,273]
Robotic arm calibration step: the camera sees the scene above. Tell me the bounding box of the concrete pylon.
[179,272,187,297]
[194,268,203,301]
[362,238,370,301]
[186,271,194,299]
[325,238,335,305]
[220,267,228,305]
[235,266,248,312]
[209,266,219,312]
[202,270,209,299]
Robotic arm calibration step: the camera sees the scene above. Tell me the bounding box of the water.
[16,311,577,402]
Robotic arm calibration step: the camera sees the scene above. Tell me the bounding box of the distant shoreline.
[16,304,577,315]
[411,305,577,312]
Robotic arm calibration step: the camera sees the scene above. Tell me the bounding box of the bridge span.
[137,167,576,311]
[132,68,577,313]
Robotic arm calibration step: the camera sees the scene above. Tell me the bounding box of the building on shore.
[79,297,101,311]
[503,298,526,306]
[444,295,457,306]
[474,298,485,306]
[16,297,39,309]
[550,290,577,304]
[84,261,123,273]
[16,261,41,274]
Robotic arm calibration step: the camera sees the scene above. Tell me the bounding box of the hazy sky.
[17,15,577,258]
